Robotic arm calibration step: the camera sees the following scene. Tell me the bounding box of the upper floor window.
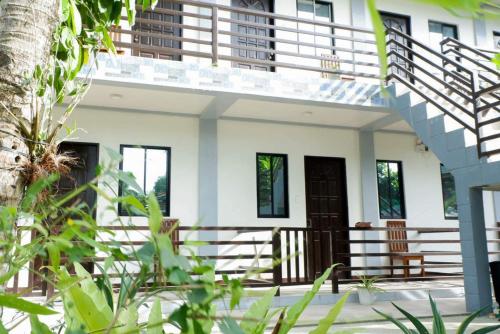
[377,160,406,219]
[440,164,458,220]
[119,145,171,216]
[257,153,289,218]
[494,31,500,50]
[298,0,332,21]
[429,21,458,49]
[297,0,334,57]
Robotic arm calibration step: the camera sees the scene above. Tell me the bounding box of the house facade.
[56,0,499,311]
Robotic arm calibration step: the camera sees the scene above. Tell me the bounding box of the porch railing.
[10,222,500,297]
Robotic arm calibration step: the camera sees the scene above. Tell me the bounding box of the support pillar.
[359,131,383,274]
[198,118,218,255]
[456,183,492,312]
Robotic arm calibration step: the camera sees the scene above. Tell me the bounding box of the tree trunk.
[0,0,59,207]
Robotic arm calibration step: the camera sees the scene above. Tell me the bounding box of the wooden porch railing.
[10,221,500,297]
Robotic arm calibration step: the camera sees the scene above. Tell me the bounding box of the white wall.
[67,107,200,227]
[218,119,363,228]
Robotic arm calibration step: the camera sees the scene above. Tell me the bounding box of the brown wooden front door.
[231,0,274,71]
[31,142,99,292]
[133,0,182,60]
[304,156,350,279]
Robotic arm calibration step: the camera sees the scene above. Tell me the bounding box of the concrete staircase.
[387,83,500,188]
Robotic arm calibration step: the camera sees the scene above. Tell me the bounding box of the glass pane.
[257,155,272,215]
[441,164,458,219]
[377,162,391,218]
[272,156,286,216]
[442,25,457,38]
[428,21,441,34]
[315,2,331,20]
[122,147,146,195]
[146,148,169,214]
[297,0,314,16]
[377,161,404,219]
[388,162,401,217]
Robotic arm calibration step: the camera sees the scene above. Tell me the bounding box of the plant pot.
[357,287,377,305]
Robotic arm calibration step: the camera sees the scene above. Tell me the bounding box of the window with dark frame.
[428,21,458,50]
[256,153,289,218]
[297,0,334,57]
[118,145,171,216]
[376,160,406,219]
[440,164,458,220]
[494,31,500,50]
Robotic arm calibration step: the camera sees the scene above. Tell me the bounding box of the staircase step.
[411,102,428,123]
[446,129,466,152]
[429,115,445,138]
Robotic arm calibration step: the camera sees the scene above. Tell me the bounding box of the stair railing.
[386,27,500,158]
[440,37,500,157]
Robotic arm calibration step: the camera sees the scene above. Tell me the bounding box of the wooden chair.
[387,221,425,278]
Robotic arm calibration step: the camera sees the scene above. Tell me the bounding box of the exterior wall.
[217,118,363,228]
[66,107,200,227]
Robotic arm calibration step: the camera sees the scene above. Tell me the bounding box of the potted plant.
[356,275,383,305]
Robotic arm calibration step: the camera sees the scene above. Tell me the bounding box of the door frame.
[304,155,350,230]
[132,1,183,61]
[303,155,351,277]
[230,0,276,71]
[380,11,413,82]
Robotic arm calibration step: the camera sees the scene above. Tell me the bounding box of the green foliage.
[276,266,334,334]
[356,275,383,293]
[309,292,351,334]
[147,299,163,334]
[374,295,500,334]
[0,295,57,315]
[240,287,279,334]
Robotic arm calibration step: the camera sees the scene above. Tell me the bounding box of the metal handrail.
[386,28,500,158]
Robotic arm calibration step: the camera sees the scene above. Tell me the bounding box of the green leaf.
[124,0,137,25]
[471,324,500,334]
[309,292,350,334]
[30,314,52,334]
[46,242,61,272]
[391,302,429,334]
[367,0,388,80]
[20,174,59,211]
[230,279,243,310]
[116,304,139,334]
[148,193,162,235]
[0,295,57,315]
[429,295,446,334]
[69,1,82,35]
[373,308,413,334]
[278,266,334,334]
[0,322,7,334]
[240,287,279,334]
[142,0,151,11]
[60,265,114,332]
[220,317,245,334]
[137,241,155,265]
[147,298,163,334]
[456,307,487,334]
[59,0,70,21]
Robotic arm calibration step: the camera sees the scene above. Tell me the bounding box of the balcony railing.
[108,0,499,158]
[111,0,380,80]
